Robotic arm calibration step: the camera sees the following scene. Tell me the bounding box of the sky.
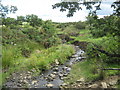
[1,0,116,22]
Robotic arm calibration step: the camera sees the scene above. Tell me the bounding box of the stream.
[4,46,85,88]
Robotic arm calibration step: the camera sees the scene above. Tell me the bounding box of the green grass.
[2,44,75,85]
[2,40,44,69]
[65,29,119,84]
[24,44,75,70]
[104,63,120,76]
[0,73,2,88]
[70,29,108,44]
[64,60,100,84]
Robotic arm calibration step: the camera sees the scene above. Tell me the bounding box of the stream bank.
[3,45,86,88]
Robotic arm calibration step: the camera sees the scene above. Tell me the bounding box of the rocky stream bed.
[3,45,119,88]
[3,46,86,88]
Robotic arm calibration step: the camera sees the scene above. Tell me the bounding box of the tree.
[0,1,17,18]
[16,16,25,25]
[25,14,43,27]
[52,0,120,17]
[2,17,16,27]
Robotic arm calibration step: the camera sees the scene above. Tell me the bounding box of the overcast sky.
[2,0,116,22]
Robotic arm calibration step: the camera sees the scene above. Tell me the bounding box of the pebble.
[53,67,59,71]
[52,72,58,75]
[62,83,67,86]
[32,80,38,85]
[46,83,54,88]
[76,78,85,83]
[59,74,63,77]
[88,84,98,88]
[50,74,56,79]
[55,59,59,65]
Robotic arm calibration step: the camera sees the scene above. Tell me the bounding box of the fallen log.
[101,68,120,70]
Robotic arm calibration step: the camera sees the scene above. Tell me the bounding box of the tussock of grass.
[2,44,75,84]
[64,61,100,84]
[2,40,44,69]
[24,44,75,70]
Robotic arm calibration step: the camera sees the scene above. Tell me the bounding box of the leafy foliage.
[0,1,17,18]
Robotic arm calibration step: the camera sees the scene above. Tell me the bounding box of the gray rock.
[62,83,67,86]
[32,80,37,85]
[46,83,54,88]
[59,73,63,77]
[88,84,98,88]
[101,82,107,88]
[50,74,56,79]
[53,67,59,71]
[76,78,85,83]
[66,67,71,72]
[72,55,79,58]
[109,80,117,86]
[27,71,31,74]
[52,72,58,75]
[55,59,59,65]
[63,73,68,76]
[27,76,31,79]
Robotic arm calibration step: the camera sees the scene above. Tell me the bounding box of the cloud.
[2,0,114,22]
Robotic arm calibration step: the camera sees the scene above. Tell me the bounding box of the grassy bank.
[64,29,119,85]
[2,44,75,84]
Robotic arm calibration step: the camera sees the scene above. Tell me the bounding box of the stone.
[46,83,54,88]
[61,77,64,80]
[109,80,117,86]
[27,71,31,74]
[55,59,59,65]
[66,67,71,72]
[72,55,78,58]
[101,82,107,88]
[52,72,57,75]
[53,67,59,71]
[32,80,37,85]
[24,77,26,79]
[18,80,23,83]
[17,84,22,87]
[31,68,36,72]
[64,67,68,70]
[88,84,98,88]
[59,73,63,77]
[62,83,67,86]
[76,78,85,83]
[63,73,68,76]
[27,76,31,79]
[50,74,56,79]
[23,80,28,84]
